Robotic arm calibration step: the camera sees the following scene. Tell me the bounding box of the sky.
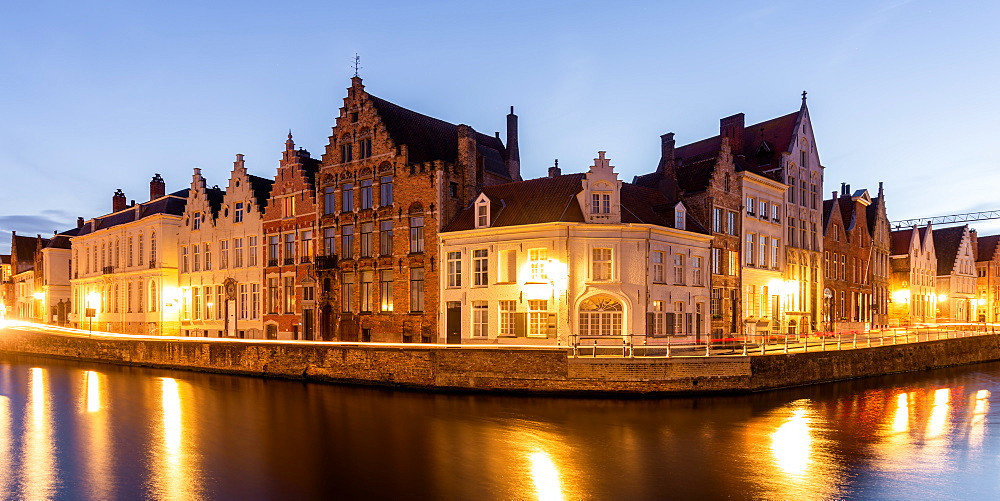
[2,0,999,254]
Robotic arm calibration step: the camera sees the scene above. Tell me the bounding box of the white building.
[933,225,977,322]
[890,223,937,324]
[177,156,272,338]
[439,153,712,345]
[739,171,789,338]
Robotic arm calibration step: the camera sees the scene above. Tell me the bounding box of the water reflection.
[926,388,951,441]
[529,451,564,501]
[771,401,812,476]
[22,367,56,500]
[0,396,11,499]
[79,370,112,499]
[891,392,910,433]
[149,377,202,501]
[967,389,989,449]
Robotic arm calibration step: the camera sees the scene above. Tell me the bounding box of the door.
[446,301,462,344]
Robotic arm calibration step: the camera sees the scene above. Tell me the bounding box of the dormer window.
[475,196,490,228]
[591,192,610,214]
[674,203,686,231]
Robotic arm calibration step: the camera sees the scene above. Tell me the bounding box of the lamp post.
[824,288,834,333]
[86,291,100,335]
[32,291,44,324]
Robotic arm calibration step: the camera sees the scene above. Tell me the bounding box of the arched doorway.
[578,295,624,336]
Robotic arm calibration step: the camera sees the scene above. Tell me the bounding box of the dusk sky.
[2,0,999,254]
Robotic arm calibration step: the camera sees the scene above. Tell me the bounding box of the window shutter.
[646,312,654,336]
[546,313,557,338]
[666,313,675,335]
[515,312,527,337]
[686,313,694,335]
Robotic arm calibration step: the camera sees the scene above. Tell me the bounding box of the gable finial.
[353,53,362,78]
[801,90,807,103]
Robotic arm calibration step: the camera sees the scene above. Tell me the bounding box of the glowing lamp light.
[892,289,911,304]
[978,298,987,306]
[86,292,101,309]
[937,294,948,303]
[32,292,45,300]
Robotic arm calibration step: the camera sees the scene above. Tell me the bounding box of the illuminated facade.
[440,153,711,344]
[932,225,976,322]
[975,234,1000,322]
[69,177,185,335]
[177,157,272,338]
[889,223,937,324]
[8,232,73,324]
[739,171,788,337]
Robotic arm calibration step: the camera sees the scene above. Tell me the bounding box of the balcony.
[283,257,295,266]
[267,259,279,267]
[315,255,339,270]
[149,260,157,269]
[102,266,114,275]
[300,256,312,264]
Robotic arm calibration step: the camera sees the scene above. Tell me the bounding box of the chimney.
[548,159,561,178]
[150,173,165,200]
[660,133,675,164]
[77,217,84,228]
[506,106,521,182]
[720,113,745,154]
[113,189,127,212]
[845,184,851,196]
[840,182,846,196]
[832,191,838,199]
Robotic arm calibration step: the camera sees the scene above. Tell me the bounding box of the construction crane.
[891,210,1000,230]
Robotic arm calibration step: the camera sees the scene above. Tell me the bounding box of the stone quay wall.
[2,328,999,395]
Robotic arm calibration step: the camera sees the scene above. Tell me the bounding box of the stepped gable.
[247,174,274,210]
[368,95,508,177]
[977,234,1000,261]
[933,225,968,274]
[445,174,707,233]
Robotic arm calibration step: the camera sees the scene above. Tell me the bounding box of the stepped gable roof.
[247,174,274,210]
[822,199,837,231]
[12,234,43,263]
[444,173,707,234]
[933,225,968,275]
[368,95,509,177]
[75,189,188,237]
[977,235,1000,262]
[891,228,914,255]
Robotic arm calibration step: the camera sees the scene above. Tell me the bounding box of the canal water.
[0,353,997,500]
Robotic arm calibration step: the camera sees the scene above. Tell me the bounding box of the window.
[591,192,610,214]
[192,286,200,319]
[760,200,768,220]
[193,212,201,230]
[799,180,807,207]
[800,220,807,250]
[498,300,517,336]
[358,138,372,159]
[727,250,738,276]
[204,242,212,271]
[149,280,157,312]
[772,204,780,223]
[674,208,685,230]
[578,296,622,336]
[810,223,817,251]
[268,236,279,265]
[181,246,189,273]
[283,234,294,265]
[239,284,248,320]
[205,285,215,320]
[301,231,313,262]
[193,243,201,272]
[360,271,373,312]
[234,238,244,268]
[801,150,807,167]
[472,301,488,338]
[267,278,278,314]
[248,236,258,267]
[673,253,685,284]
[652,251,665,283]
[759,236,768,268]
[379,221,393,255]
[652,301,666,336]
[410,268,425,312]
[711,248,721,275]
[342,183,354,212]
[810,183,818,210]
[693,256,703,286]
[529,249,548,281]
[449,182,459,198]
[476,203,489,228]
[746,197,755,216]
[251,284,260,319]
[771,239,779,269]
[409,217,424,253]
[499,250,517,283]
[284,277,295,313]
[727,211,738,235]
[341,272,354,312]
[341,143,353,163]
[473,249,488,286]
[127,237,134,267]
[788,217,796,247]
[360,179,373,209]
[235,202,244,222]
[282,196,295,218]
[342,225,355,258]
[447,251,462,287]
[360,222,373,257]
[324,187,336,215]
[380,270,394,312]
[219,240,229,269]
[528,300,548,337]
[380,176,393,206]
[713,207,723,233]
[593,248,612,281]
[150,233,157,265]
[711,288,721,316]
[323,228,336,256]
[745,234,755,265]
[788,177,796,203]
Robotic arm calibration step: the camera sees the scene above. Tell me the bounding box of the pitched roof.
[368,95,509,177]
[0,255,10,265]
[977,235,1000,262]
[444,173,707,234]
[933,225,968,275]
[247,174,274,210]
[75,189,188,237]
[891,228,914,255]
[45,235,72,250]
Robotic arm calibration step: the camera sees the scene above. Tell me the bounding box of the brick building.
[314,77,520,342]
[262,134,320,340]
[635,94,824,336]
[932,225,977,322]
[975,234,1000,322]
[822,183,891,331]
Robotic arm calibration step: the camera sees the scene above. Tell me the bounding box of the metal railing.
[570,323,999,358]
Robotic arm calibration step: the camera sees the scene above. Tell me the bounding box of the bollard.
[666,340,671,358]
[593,339,598,357]
[853,332,857,349]
[784,335,789,353]
[761,341,765,355]
[742,341,748,356]
[838,334,842,350]
[705,340,711,357]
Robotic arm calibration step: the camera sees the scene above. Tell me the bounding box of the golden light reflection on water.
[529,451,564,501]
[0,396,11,499]
[771,404,812,476]
[892,392,910,433]
[967,389,990,449]
[149,377,202,501]
[22,367,55,500]
[79,370,112,499]
[926,388,951,440]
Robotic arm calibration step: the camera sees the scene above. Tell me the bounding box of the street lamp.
[824,288,834,333]
[86,292,100,334]
[32,291,44,323]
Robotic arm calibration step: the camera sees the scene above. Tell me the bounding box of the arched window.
[150,233,157,266]
[579,295,623,336]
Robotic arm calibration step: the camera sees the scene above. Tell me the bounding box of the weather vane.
[353,54,362,77]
